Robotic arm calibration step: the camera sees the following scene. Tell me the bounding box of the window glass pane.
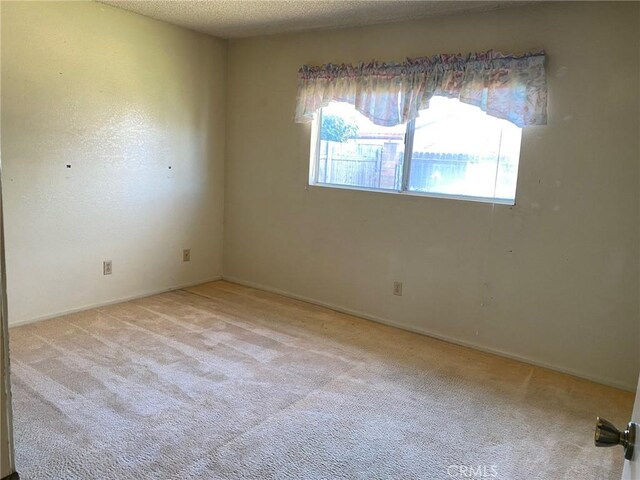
[408,97,522,202]
[315,102,406,191]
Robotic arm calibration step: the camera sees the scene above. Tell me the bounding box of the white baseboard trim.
[8,275,223,329]
[222,275,635,392]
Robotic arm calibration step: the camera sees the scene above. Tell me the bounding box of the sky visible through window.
[315,97,522,202]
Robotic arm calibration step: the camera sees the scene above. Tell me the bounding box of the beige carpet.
[9,281,633,479]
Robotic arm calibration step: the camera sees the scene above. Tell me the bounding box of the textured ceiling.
[100,1,530,39]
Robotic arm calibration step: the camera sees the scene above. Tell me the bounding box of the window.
[310,97,522,204]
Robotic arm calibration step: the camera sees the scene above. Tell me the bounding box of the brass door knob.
[595,416,636,460]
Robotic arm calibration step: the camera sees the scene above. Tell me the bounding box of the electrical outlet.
[393,281,403,296]
[183,249,191,262]
[103,260,112,275]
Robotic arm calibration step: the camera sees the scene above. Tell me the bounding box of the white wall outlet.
[103,260,112,275]
[183,249,191,262]
[393,281,403,296]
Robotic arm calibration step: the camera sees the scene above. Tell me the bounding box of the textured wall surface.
[225,2,640,389]
[1,1,226,325]
[1,2,15,474]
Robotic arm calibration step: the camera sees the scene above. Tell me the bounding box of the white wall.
[1,1,226,325]
[224,2,640,390]
[1,6,16,477]
[1,1,638,391]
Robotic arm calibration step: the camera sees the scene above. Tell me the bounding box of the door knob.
[595,417,636,460]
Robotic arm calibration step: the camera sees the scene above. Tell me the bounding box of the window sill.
[307,182,516,206]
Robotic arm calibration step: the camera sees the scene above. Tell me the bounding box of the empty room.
[1,1,639,479]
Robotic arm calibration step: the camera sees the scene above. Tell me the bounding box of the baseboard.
[222,275,635,392]
[1,472,20,480]
[8,276,223,329]
[8,272,633,391]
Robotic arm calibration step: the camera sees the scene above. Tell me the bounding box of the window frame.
[308,106,520,206]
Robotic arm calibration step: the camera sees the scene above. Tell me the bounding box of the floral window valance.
[294,50,547,128]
